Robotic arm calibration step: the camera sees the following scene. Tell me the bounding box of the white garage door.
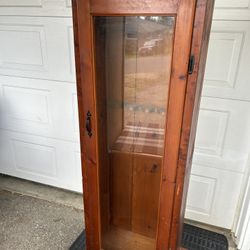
[185,0,250,229]
[0,0,250,231]
[0,1,82,192]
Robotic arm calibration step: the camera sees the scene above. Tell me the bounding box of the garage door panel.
[0,24,47,72]
[186,174,216,217]
[72,93,80,133]
[2,85,50,124]
[0,130,82,192]
[203,21,250,100]
[0,0,248,231]
[0,76,79,142]
[205,32,243,89]
[12,139,57,178]
[66,0,71,8]
[193,97,250,173]
[0,0,42,6]
[215,0,250,8]
[0,16,75,82]
[213,0,250,20]
[0,0,71,16]
[185,165,244,229]
[195,109,229,157]
[186,8,250,229]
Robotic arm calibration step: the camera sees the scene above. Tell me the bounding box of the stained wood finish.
[72,0,101,249]
[90,0,178,15]
[169,1,215,249]
[110,152,133,230]
[72,0,214,249]
[132,155,162,238]
[156,0,196,248]
[103,226,155,250]
[111,152,162,238]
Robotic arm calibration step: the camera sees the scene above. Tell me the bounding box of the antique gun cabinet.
[72,0,214,249]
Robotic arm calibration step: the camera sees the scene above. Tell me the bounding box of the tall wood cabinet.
[71,0,214,249]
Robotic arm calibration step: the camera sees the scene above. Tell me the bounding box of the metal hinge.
[188,55,195,74]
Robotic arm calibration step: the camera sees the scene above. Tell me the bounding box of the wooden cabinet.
[71,0,214,249]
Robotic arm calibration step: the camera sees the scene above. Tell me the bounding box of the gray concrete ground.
[0,175,83,210]
[0,175,236,250]
[0,175,84,250]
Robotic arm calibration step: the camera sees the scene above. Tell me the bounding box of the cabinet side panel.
[72,0,101,249]
[156,0,197,248]
[169,0,215,249]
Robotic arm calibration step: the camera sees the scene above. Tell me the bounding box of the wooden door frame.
[71,0,214,249]
[168,0,215,249]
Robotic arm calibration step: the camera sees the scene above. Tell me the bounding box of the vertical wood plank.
[156,0,197,249]
[111,152,133,230]
[169,0,215,249]
[132,155,162,238]
[72,0,101,249]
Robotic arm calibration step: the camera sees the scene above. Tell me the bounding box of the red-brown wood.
[156,0,196,248]
[90,0,178,15]
[169,0,215,249]
[72,0,214,249]
[72,0,101,249]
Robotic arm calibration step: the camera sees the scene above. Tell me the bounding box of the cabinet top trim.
[90,0,179,15]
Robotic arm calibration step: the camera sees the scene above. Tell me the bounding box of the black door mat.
[182,224,228,250]
[69,230,86,250]
[69,223,228,250]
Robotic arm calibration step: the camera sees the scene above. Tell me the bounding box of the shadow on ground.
[0,190,84,250]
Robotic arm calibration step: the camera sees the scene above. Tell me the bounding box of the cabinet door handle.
[85,111,92,137]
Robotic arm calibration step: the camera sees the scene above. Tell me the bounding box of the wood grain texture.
[90,0,178,15]
[110,152,133,230]
[156,0,197,249]
[72,0,214,249]
[111,152,162,238]
[132,155,162,238]
[103,226,155,250]
[169,0,215,249]
[72,0,101,249]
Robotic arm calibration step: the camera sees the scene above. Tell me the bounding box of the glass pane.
[94,16,175,250]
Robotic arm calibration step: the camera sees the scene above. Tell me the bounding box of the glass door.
[94,16,175,250]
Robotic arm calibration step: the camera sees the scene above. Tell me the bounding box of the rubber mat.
[69,223,228,250]
[69,230,86,250]
[182,223,228,250]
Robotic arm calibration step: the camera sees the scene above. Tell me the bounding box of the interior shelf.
[102,226,155,250]
[111,122,164,156]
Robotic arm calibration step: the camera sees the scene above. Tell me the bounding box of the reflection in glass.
[94,16,174,250]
